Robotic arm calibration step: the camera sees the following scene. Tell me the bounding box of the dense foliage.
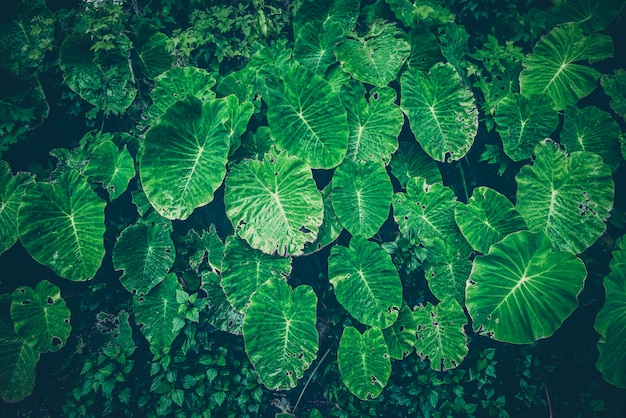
[1,0,626,416]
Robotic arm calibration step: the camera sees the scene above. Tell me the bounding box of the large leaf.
[132,22,171,80]
[516,139,614,253]
[133,273,185,354]
[59,33,137,114]
[224,148,324,256]
[382,303,417,360]
[401,63,478,162]
[328,236,403,328]
[341,82,403,164]
[560,105,622,171]
[552,0,625,33]
[335,21,411,87]
[0,161,34,255]
[0,330,39,403]
[293,0,359,37]
[331,160,392,238]
[493,93,559,161]
[303,184,343,254]
[222,94,255,155]
[466,230,587,344]
[406,27,444,71]
[393,177,459,247]
[294,21,344,76]
[389,141,441,189]
[454,186,527,254]
[423,234,473,304]
[146,66,216,124]
[84,140,135,201]
[413,299,468,371]
[112,219,175,295]
[139,95,230,220]
[201,271,243,335]
[519,23,613,110]
[594,239,626,388]
[337,326,390,400]
[260,64,349,169]
[18,170,106,281]
[243,278,318,391]
[184,225,225,273]
[221,236,292,312]
[11,281,70,353]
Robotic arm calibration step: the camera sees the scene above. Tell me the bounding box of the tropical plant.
[1,0,625,416]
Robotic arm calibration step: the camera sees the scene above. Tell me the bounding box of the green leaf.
[243,278,319,391]
[59,33,136,114]
[303,184,343,254]
[201,271,243,335]
[140,96,230,220]
[382,303,417,360]
[401,63,478,162]
[337,326,390,400]
[393,177,459,247]
[0,161,34,255]
[133,23,171,80]
[84,140,135,200]
[223,95,255,155]
[516,139,614,253]
[560,105,622,171]
[341,81,403,164]
[221,236,292,312]
[11,280,71,353]
[0,332,39,403]
[551,0,625,33]
[406,27,444,71]
[328,236,403,328]
[294,21,344,75]
[331,160,392,238]
[389,141,441,189]
[260,63,349,169]
[454,186,527,254]
[466,230,587,344]
[224,147,324,256]
[493,93,559,161]
[18,170,106,281]
[519,23,613,110]
[595,239,626,388]
[600,69,626,120]
[146,67,216,124]
[423,234,473,304]
[335,21,411,87]
[134,273,185,354]
[293,0,359,37]
[184,225,225,273]
[112,219,175,295]
[413,299,468,371]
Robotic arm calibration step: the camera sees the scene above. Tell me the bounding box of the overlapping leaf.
[516,139,614,253]
[243,278,318,390]
[18,170,106,281]
[389,141,441,188]
[382,303,417,360]
[224,147,324,256]
[328,236,402,328]
[401,63,478,161]
[466,230,587,344]
[84,140,135,200]
[0,161,34,255]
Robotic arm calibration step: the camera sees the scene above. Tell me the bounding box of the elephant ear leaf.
[515,139,614,253]
[600,69,626,121]
[84,140,135,201]
[0,323,39,403]
[10,280,71,353]
[260,64,349,169]
[594,238,626,388]
[139,95,230,220]
[294,21,344,75]
[466,230,587,344]
[551,0,625,33]
[243,278,319,391]
[224,147,324,256]
[401,63,478,162]
[0,161,34,256]
[519,23,613,111]
[328,236,403,329]
[335,21,411,87]
[413,298,468,371]
[337,326,391,400]
[59,33,137,114]
[18,170,106,281]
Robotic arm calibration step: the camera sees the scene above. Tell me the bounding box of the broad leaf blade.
[0,161,34,255]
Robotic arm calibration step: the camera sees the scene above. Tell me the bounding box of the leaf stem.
[292,347,331,415]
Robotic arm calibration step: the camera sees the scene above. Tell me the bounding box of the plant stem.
[457,158,470,202]
[292,347,331,416]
